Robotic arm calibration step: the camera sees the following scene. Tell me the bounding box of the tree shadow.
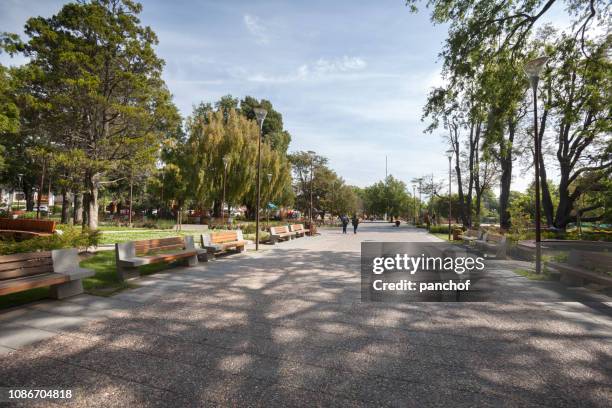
[0,239,610,406]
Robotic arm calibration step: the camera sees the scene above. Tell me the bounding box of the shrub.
[0,227,101,255]
[428,224,463,234]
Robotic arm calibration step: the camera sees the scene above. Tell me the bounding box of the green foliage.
[5,0,180,229]
[0,227,100,255]
[362,175,414,218]
[428,225,453,234]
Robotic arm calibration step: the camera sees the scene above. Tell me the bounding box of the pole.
[448,156,452,241]
[532,79,542,273]
[413,185,416,225]
[37,159,46,219]
[222,164,227,227]
[310,155,314,224]
[385,156,388,221]
[255,124,263,250]
[128,166,134,226]
[418,179,422,223]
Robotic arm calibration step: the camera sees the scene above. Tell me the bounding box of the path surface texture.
[1,223,611,407]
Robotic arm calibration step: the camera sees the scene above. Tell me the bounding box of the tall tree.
[8,0,179,228]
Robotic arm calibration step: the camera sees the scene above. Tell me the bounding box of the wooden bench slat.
[0,264,55,280]
[0,251,52,263]
[0,218,56,234]
[0,257,54,272]
[0,273,69,296]
[145,251,198,263]
[135,244,185,254]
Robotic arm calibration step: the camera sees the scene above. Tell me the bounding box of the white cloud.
[246,56,367,83]
[243,14,269,45]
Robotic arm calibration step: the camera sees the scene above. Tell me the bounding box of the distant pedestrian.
[351,215,359,234]
[340,215,349,234]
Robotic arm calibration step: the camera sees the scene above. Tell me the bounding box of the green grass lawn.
[513,268,553,281]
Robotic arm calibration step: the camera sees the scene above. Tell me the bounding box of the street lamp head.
[253,107,267,126]
[267,173,272,182]
[524,56,549,80]
[222,155,230,168]
[445,149,454,160]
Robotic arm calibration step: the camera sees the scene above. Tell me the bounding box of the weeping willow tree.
[181,107,292,217]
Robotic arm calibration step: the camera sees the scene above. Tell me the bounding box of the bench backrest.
[116,236,193,261]
[465,229,479,238]
[486,233,506,244]
[0,251,54,280]
[290,224,304,232]
[133,237,186,255]
[270,225,290,234]
[0,218,56,234]
[210,231,241,244]
[569,251,612,272]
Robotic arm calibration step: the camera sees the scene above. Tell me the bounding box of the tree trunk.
[61,188,72,224]
[499,120,515,230]
[554,172,572,229]
[73,193,83,225]
[82,193,89,227]
[539,160,555,227]
[87,185,99,229]
[24,184,34,211]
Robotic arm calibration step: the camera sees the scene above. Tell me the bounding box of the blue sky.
[1,0,569,192]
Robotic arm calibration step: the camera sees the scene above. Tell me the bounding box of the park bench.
[0,249,94,299]
[289,224,307,237]
[546,250,612,287]
[269,225,297,244]
[475,232,508,259]
[200,230,246,259]
[460,229,483,245]
[115,236,198,280]
[0,218,56,240]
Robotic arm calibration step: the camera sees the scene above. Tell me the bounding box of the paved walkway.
[1,224,611,407]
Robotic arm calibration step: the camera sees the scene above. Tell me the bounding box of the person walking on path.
[351,214,359,234]
[340,215,349,234]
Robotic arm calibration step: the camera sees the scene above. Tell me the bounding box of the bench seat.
[201,231,245,259]
[475,233,508,259]
[461,229,483,245]
[115,237,199,280]
[546,251,612,287]
[269,226,297,244]
[289,224,307,238]
[0,249,94,299]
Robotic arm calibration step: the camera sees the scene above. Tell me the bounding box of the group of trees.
[288,151,361,218]
[0,0,297,229]
[1,0,180,229]
[155,96,294,222]
[361,176,419,220]
[412,0,611,230]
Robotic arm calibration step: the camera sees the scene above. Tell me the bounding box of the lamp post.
[307,150,316,225]
[254,107,267,250]
[446,149,454,240]
[222,155,229,227]
[417,177,423,223]
[412,183,416,227]
[17,173,24,213]
[266,173,272,227]
[524,56,548,273]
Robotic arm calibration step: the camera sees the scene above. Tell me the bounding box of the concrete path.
[1,223,611,407]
